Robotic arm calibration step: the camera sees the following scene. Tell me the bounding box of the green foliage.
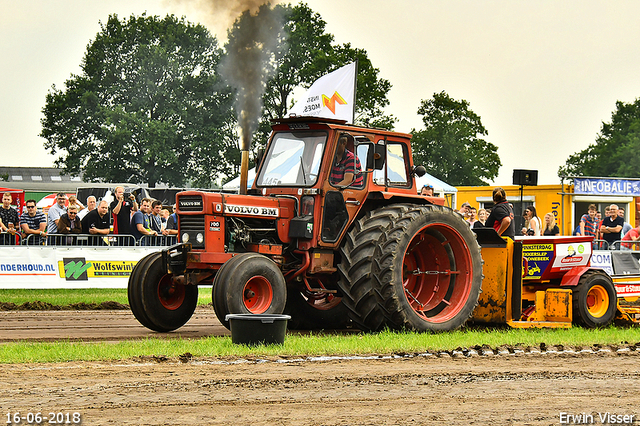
[411,91,501,186]
[559,98,640,178]
[40,14,235,188]
[0,173,8,182]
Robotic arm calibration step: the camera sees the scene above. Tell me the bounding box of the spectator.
[618,208,633,238]
[68,195,84,212]
[0,192,20,244]
[521,206,541,236]
[160,209,170,231]
[473,208,487,229]
[57,205,82,244]
[47,192,68,234]
[78,196,96,220]
[82,200,110,244]
[600,204,624,249]
[163,205,178,236]
[467,207,478,227]
[420,185,434,197]
[621,224,640,250]
[58,205,83,234]
[458,202,471,220]
[486,187,515,239]
[579,204,599,238]
[131,198,157,242]
[330,133,363,187]
[110,186,138,235]
[150,200,163,234]
[542,213,560,236]
[20,200,46,245]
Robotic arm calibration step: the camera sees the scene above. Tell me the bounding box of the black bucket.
[225,314,291,345]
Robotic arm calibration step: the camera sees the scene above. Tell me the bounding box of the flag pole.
[351,59,358,124]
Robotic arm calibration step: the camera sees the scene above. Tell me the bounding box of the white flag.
[287,62,356,123]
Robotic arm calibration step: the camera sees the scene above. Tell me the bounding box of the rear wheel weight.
[375,205,483,332]
[284,286,349,330]
[572,271,616,328]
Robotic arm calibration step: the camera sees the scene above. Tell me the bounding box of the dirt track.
[1,309,640,425]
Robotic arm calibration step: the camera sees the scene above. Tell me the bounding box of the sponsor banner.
[0,247,157,289]
[615,282,640,298]
[591,250,614,275]
[522,243,554,279]
[552,242,591,270]
[574,177,640,196]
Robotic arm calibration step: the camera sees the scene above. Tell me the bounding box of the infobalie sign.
[573,177,640,196]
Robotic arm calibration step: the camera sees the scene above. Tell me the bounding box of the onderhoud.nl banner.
[0,247,158,288]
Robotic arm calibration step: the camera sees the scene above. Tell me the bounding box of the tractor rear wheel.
[572,271,616,328]
[212,253,287,330]
[129,251,198,332]
[375,205,483,332]
[336,205,409,331]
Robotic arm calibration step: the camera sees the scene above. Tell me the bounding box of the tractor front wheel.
[212,253,286,330]
[128,252,198,332]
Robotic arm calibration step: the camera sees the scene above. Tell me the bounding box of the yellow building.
[456,178,639,236]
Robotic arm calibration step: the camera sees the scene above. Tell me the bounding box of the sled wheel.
[135,251,198,332]
[212,253,286,330]
[572,271,616,328]
[376,205,483,332]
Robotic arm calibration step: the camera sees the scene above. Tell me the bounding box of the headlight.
[182,232,190,243]
[196,233,204,244]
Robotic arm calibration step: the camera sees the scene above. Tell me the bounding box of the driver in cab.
[329,133,363,187]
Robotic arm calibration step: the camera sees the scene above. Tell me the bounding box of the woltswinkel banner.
[287,62,356,123]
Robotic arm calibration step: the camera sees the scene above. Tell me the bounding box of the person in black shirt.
[485,187,515,239]
[600,204,624,249]
[109,186,138,235]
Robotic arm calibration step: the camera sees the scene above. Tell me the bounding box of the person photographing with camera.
[109,186,138,235]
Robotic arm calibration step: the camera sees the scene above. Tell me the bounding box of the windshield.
[256,131,327,187]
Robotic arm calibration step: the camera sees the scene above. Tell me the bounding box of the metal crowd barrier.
[19,234,175,247]
[0,233,21,245]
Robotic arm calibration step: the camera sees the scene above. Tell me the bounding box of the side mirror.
[413,165,427,177]
[374,144,386,170]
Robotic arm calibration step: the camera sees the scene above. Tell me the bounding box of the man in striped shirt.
[579,204,599,237]
[20,200,47,245]
[329,133,363,187]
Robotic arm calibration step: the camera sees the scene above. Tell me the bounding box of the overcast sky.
[2,0,640,185]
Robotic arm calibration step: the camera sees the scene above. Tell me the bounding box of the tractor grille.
[178,195,203,212]
[179,215,205,249]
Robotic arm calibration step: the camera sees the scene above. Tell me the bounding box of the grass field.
[0,288,213,307]
[0,289,639,364]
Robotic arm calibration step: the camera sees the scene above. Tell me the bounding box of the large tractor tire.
[375,205,483,332]
[336,205,409,331]
[572,271,617,328]
[212,253,287,330]
[128,251,199,332]
[284,286,349,330]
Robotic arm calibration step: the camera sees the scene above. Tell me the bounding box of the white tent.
[222,168,257,192]
[415,172,457,208]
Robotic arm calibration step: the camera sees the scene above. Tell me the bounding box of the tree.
[411,91,500,186]
[41,14,235,188]
[253,3,396,148]
[559,98,640,178]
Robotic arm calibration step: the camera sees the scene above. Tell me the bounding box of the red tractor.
[128,117,484,332]
[129,116,621,333]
